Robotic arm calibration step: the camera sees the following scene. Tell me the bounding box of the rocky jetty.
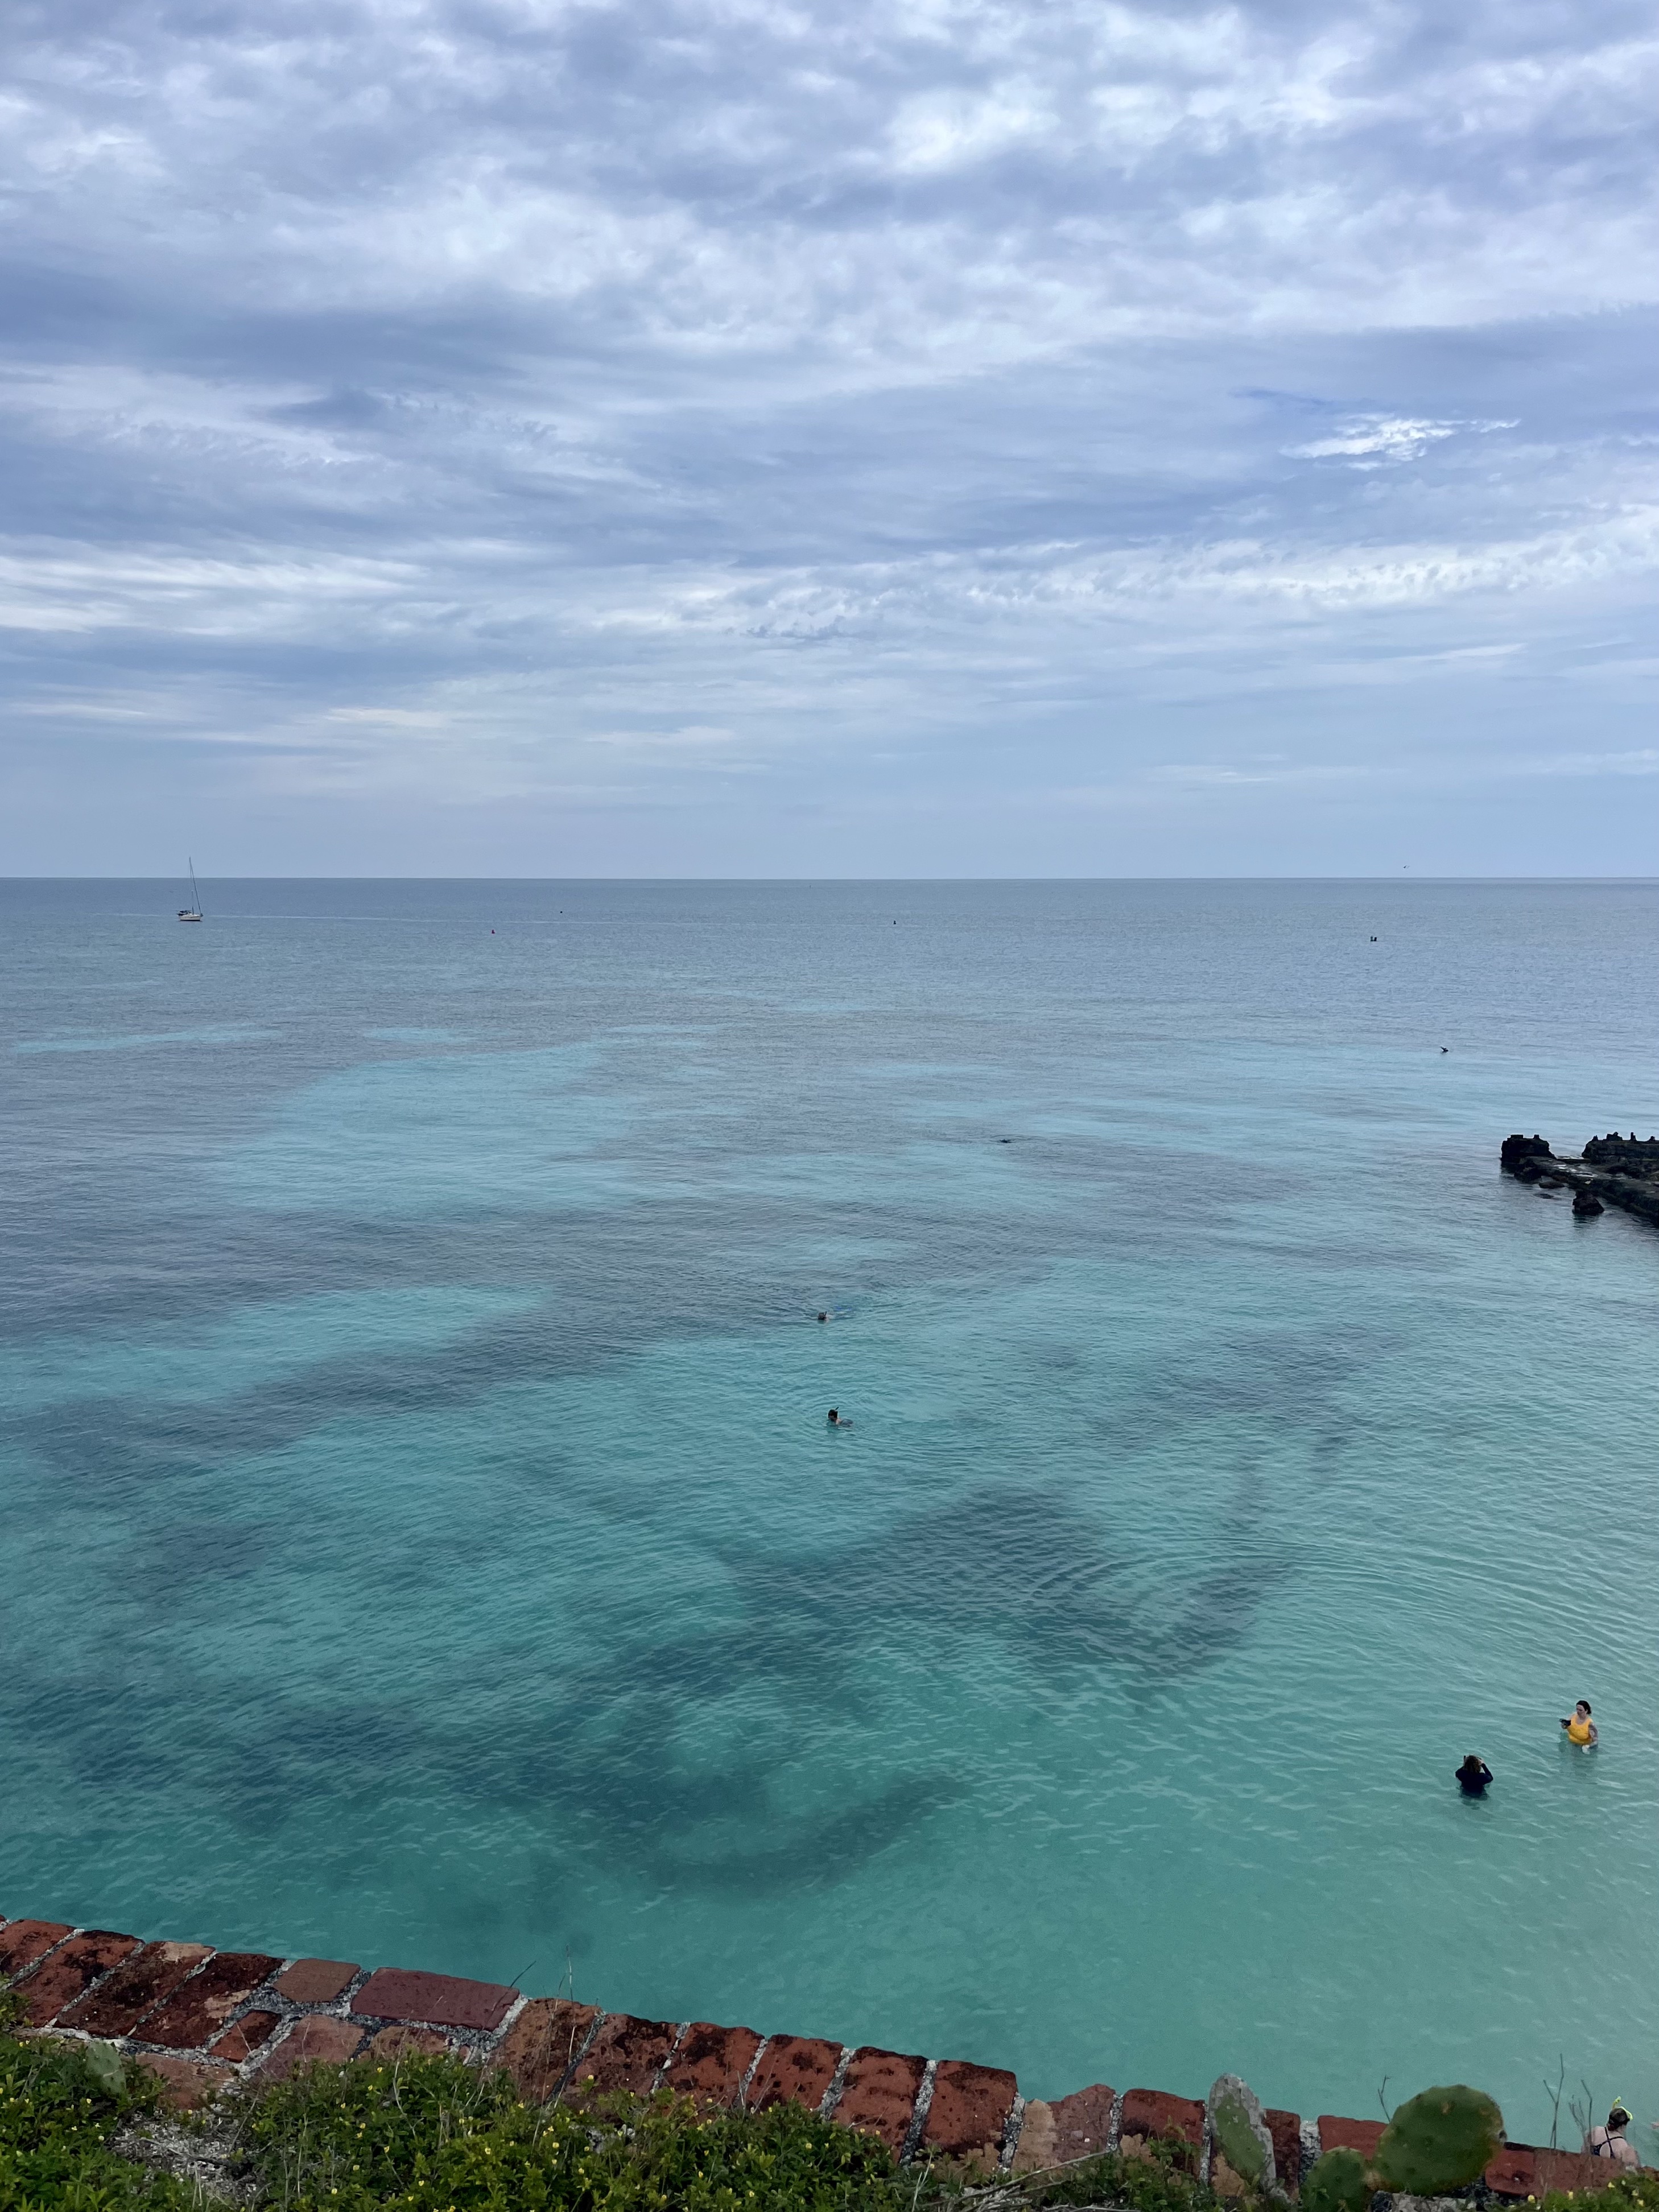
[1501,1131,1659,1231]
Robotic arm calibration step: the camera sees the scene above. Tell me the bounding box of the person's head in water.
[816,1312,829,1322]
[827,1408,839,1424]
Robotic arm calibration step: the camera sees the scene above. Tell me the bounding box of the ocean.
[2,877,1656,2141]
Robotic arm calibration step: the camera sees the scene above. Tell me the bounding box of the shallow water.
[2,878,1657,2143]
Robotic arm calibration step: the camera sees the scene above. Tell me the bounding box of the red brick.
[493,1999,600,2104]
[832,2047,927,2155]
[1120,2089,1205,2167]
[920,2059,1018,2167]
[662,2022,764,2106]
[60,1943,212,2037]
[1265,2109,1302,2194]
[1014,2082,1121,2174]
[351,1967,514,2034]
[1487,2143,1539,2197]
[1053,2084,1118,2161]
[368,2024,455,2060]
[745,2033,843,2114]
[566,2014,682,2100]
[275,1959,358,2007]
[12,1932,140,2025]
[253,2015,366,2081]
[141,1953,281,2049]
[209,2009,283,2063]
[135,2054,234,2111]
[1535,2149,1611,2194]
[1317,2118,1384,2161]
[0,1921,72,1977]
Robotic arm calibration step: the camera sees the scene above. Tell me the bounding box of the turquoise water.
[3,879,1657,2142]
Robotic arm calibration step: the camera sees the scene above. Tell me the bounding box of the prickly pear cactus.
[1301,2147,1372,2212]
[1208,2075,1274,2188]
[1375,2085,1503,2194]
[81,2041,126,2097]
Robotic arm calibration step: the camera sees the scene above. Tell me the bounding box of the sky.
[1,0,1656,876]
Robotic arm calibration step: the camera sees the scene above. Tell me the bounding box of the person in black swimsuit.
[1455,1755,1492,1796]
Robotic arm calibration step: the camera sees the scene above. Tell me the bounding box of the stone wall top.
[0,1908,1625,2197]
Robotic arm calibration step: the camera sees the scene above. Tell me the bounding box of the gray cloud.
[1,0,1656,870]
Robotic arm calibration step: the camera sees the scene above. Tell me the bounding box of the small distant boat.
[178,859,204,922]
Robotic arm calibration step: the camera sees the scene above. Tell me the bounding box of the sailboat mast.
[189,858,201,915]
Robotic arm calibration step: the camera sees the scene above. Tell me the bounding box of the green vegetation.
[1537,2180,1659,2212]
[5,2011,1657,2212]
[1208,2087,1268,2188]
[245,2056,905,2212]
[0,2002,192,2212]
[0,2016,1254,2212]
[1297,2147,1369,2212]
[1375,2085,1504,2195]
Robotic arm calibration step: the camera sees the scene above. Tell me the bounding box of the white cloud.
[1285,416,1518,465]
[0,0,1656,865]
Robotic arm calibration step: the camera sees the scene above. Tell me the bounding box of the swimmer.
[1455,1754,1492,1797]
[827,1408,850,1426]
[816,1311,830,1322]
[1561,1699,1598,1747]
[1586,2107,1638,2170]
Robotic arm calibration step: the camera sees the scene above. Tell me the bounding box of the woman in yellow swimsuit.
[1561,1700,1598,1747]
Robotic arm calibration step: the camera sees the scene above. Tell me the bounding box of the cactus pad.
[1375,2085,1503,2194]
[1208,2075,1274,2186]
[81,2041,126,2097]
[1301,2147,1372,2212]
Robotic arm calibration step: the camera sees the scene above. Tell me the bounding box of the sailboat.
[178,860,204,922]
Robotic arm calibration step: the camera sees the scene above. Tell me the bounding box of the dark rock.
[1573,1188,1605,1216]
[1583,1134,1659,1167]
[1500,1134,1553,1174]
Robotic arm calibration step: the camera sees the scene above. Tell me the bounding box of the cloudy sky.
[3,0,1656,874]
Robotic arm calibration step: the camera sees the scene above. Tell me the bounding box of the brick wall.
[0,1911,1623,2195]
